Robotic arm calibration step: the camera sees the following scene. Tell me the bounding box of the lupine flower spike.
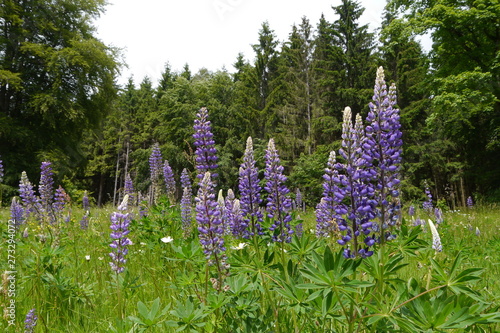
[193,107,218,180]
[316,151,340,238]
[195,172,229,289]
[39,161,55,215]
[427,219,442,252]
[109,195,132,274]
[24,308,38,333]
[19,171,40,220]
[163,160,176,201]
[0,157,4,183]
[365,67,403,243]
[124,173,135,205]
[264,139,294,243]
[336,108,376,258]
[10,197,24,230]
[238,137,264,237]
[149,143,163,204]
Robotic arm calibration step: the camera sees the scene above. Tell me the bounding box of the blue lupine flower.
[264,139,294,243]
[193,107,218,179]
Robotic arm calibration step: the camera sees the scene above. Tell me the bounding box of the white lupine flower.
[427,219,442,252]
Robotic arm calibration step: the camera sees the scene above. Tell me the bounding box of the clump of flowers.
[264,139,294,243]
[335,108,376,258]
[238,136,264,237]
[364,67,403,243]
[195,172,228,289]
[109,195,132,274]
[193,107,218,180]
[225,189,247,238]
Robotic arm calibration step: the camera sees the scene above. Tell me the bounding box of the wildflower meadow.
[1,68,500,332]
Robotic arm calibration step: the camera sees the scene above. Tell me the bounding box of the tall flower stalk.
[39,161,54,219]
[149,143,163,205]
[264,139,293,243]
[335,108,376,258]
[364,66,403,244]
[109,196,132,274]
[238,137,264,237]
[124,173,135,206]
[193,107,218,180]
[316,151,341,238]
[195,172,228,291]
[163,160,176,201]
[19,171,40,221]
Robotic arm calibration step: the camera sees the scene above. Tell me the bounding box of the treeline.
[1,0,499,207]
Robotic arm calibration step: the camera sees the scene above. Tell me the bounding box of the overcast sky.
[95,0,389,86]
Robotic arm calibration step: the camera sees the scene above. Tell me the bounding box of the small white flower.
[231,242,248,250]
[85,255,91,261]
[98,257,104,261]
[161,236,173,243]
[140,242,147,246]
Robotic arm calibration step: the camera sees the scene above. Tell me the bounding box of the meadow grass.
[1,200,499,332]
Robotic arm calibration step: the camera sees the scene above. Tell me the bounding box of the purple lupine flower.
[467,196,474,208]
[19,171,40,220]
[195,172,228,269]
[82,191,90,211]
[434,207,443,224]
[225,189,247,238]
[163,160,176,200]
[335,108,376,258]
[295,222,303,238]
[149,143,163,205]
[180,186,193,238]
[149,143,163,182]
[193,107,218,179]
[180,168,192,193]
[52,185,69,223]
[264,139,294,243]
[316,151,341,238]
[364,67,403,244]
[238,137,264,237]
[0,157,4,183]
[109,196,132,274]
[39,161,55,214]
[24,308,38,333]
[295,188,303,212]
[422,186,433,213]
[10,197,25,229]
[408,205,415,217]
[124,174,135,206]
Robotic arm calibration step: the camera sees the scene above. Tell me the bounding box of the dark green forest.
[1,0,499,207]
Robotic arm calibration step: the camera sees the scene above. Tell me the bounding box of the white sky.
[95,0,389,86]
